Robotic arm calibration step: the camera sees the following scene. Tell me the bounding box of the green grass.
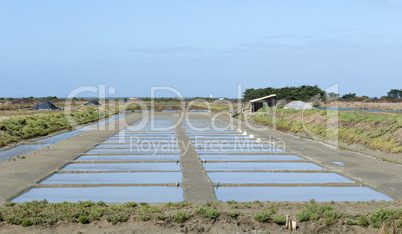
[0,108,109,147]
[173,211,192,223]
[359,215,369,227]
[253,208,278,223]
[196,208,220,219]
[226,211,240,218]
[369,208,402,228]
[1,200,401,229]
[249,108,402,153]
[163,202,189,210]
[139,214,150,221]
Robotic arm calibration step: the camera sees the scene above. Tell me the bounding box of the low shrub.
[21,218,33,227]
[369,208,402,228]
[78,215,89,224]
[139,214,150,221]
[105,214,129,225]
[205,208,219,219]
[226,211,240,218]
[173,211,192,223]
[272,215,286,225]
[154,213,166,220]
[254,211,271,223]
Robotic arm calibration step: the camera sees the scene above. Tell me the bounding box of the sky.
[0,0,402,98]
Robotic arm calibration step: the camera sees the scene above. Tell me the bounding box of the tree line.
[243,85,325,101]
[244,86,402,101]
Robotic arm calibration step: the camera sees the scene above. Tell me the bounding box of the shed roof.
[249,94,276,103]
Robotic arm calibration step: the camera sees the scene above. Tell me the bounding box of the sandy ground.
[1,201,401,233]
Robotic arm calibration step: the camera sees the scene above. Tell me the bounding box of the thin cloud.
[131,46,203,54]
[263,35,292,40]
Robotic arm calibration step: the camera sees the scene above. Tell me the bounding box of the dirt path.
[175,115,217,202]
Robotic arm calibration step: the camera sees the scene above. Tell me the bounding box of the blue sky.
[0,0,401,98]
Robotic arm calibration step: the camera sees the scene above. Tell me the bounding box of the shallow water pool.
[203,162,323,171]
[62,163,181,171]
[41,172,183,184]
[13,186,183,203]
[214,187,392,202]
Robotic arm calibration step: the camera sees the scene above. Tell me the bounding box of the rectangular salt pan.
[199,155,302,161]
[86,148,180,154]
[192,140,259,144]
[77,155,179,161]
[62,163,181,171]
[187,134,243,137]
[207,172,352,184]
[95,144,178,149]
[104,139,177,144]
[214,187,392,202]
[190,136,248,140]
[203,162,323,171]
[13,186,183,203]
[113,135,176,138]
[193,143,274,148]
[41,172,183,184]
[196,148,286,153]
[186,131,238,134]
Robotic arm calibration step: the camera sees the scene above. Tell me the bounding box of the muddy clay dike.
[0,113,401,233]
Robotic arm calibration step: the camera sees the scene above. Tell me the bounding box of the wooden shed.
[249,94,276,112]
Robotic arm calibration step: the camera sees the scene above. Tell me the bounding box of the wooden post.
[291,221,297,231]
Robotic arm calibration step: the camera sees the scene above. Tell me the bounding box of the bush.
[195,208,206,214]
[345,219,358,225]
[79,201,95,208]
[226,211,240,218]
[164,202,188,210]
[4,202,16,207]
[205,209,219,219]
[6,215,22,225]
[296,209,319,222]
[359,215,369,227]
[254,211,271,223]
[154,213,166,220]
[324,210,341,226]
[139,214,150,221]
[21,218,33,227]
[96,201,107,207]
[369,208,401,228]
[139,205,160,213]
[173,211,192,223]
[106,214,129,225]
[78,215,89,224]
[272,215,286,225]
[124,202,138,207]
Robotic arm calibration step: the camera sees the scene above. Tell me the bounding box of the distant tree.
[42,96,58,101]
[326,92,339,101]
[243,85,324,101]
[386,89,401,99]
[342,93,356,100]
